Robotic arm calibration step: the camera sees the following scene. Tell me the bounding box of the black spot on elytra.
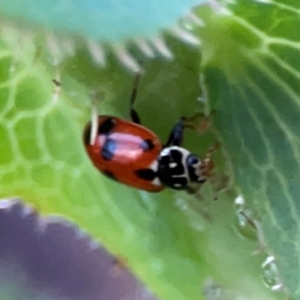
[98,118,115,135]
[101,138,117,161]
[141,139,155,152]
[135,168,157,181]
[103,170,119,182]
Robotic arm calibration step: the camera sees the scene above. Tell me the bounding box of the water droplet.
[261,256,284,292]
[233,195,257,242]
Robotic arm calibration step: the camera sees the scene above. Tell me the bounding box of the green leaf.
[198,0,300,298]
[0,26,278,300]
[1,1,296,299]
[0,0,204,42]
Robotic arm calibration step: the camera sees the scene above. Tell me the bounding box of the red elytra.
[83,115,164,192]
[82,73,218,199]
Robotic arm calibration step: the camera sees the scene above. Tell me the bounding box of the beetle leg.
[164,118,186,147]
[184,112,214,134]
[202,142,230,199]
[202,142,219,176]
[165,111,215,147]
[129,72,142,124]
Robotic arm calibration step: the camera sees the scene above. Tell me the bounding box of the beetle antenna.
[129,71,142,108]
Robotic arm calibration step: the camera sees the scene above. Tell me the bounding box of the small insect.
[83,73,216,194]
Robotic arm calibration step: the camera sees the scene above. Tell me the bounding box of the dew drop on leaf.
[233,195,257,242]
[261,256,284,292]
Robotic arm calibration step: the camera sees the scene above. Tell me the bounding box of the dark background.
[0,200,158,300]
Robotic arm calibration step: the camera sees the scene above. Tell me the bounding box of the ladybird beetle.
[83,73,215,194]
